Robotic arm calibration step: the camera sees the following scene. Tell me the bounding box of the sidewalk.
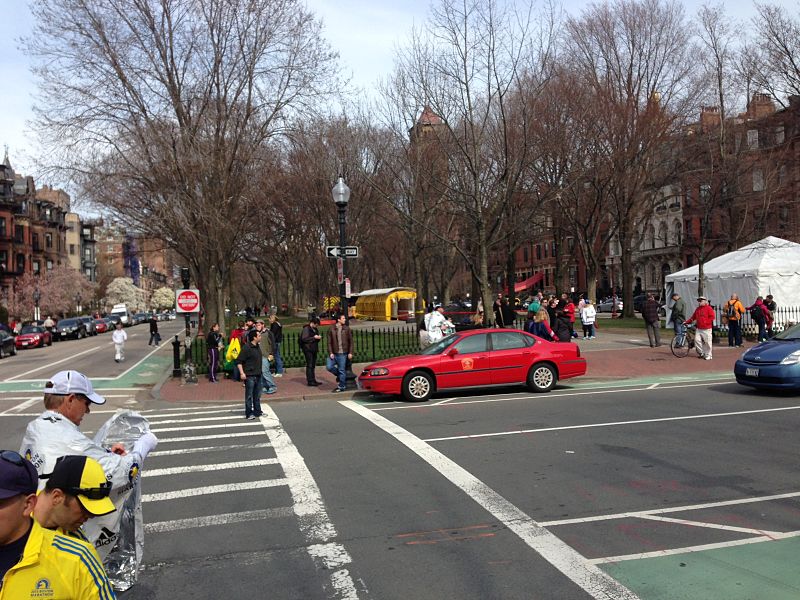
[154,329,745,404]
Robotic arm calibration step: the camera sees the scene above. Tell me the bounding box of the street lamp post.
[331,176,356,386]
[33,288,41,322]
[332,176,350,318]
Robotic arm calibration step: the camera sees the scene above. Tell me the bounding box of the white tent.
[665,236,800,314]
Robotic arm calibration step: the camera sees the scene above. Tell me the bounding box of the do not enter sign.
[176,289,201,313]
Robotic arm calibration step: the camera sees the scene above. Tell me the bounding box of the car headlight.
[370,367,389,376]
[780,350,800,365]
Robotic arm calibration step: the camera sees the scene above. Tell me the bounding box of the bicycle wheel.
[671,334,690,357]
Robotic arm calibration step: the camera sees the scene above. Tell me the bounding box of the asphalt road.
[2,338,799,600]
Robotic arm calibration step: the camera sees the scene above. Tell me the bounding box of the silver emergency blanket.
[87,410,150,591]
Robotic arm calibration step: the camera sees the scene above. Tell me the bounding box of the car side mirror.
[447,347,459,357]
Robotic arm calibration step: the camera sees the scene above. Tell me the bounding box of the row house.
[65,213,97,282]
[0,152,70,299]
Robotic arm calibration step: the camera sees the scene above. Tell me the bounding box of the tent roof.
[356,287,416,297]
[666,236,800,282]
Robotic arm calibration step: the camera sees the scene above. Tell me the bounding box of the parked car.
[54,317,88,340]
[94,319,109,334]
[357,328,587,402]
[15,325,52,349]
[734,323,800,390]
[0,330,17,357]
[133,313,149,325]
[596,298,624,313]
[107,314,122,327]
[77,316,97,336]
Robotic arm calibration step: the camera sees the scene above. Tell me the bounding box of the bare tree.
[26,0,338,330]
[565,0,701,315]
[751,3,800,104]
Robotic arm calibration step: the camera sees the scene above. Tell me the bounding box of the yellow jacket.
[0,520,115,600]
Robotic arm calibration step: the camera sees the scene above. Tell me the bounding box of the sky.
[0,0,795,181]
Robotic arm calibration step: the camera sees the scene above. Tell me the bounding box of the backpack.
[726,303,737,319]
[749,306,763,322]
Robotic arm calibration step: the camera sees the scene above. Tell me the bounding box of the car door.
[435,333,491,390]
[489,331,534,384]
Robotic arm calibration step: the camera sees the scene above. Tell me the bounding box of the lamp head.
[332,176,350,207]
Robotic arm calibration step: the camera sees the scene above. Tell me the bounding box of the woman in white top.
[580,300,597,339]
[111,322,128,362]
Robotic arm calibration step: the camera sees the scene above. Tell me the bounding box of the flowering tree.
[105,278,140,310]
[151,287,175,311]
[6,266,96,320]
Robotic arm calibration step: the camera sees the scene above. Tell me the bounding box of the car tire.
[527,363,557,393]
[401,370,434,402]
[10,345,16,356]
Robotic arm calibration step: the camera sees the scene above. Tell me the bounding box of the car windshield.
[773,323,800,341]
[20,326,42,334]
[59,319,78,326]
[419,333,459,355]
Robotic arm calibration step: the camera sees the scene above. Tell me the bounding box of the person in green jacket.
[670,292,687,345]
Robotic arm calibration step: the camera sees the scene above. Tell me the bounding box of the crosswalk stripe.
[145,507,294,533]
[141,404,233,413]
[145,415,243,426]
[156,432,264,444]
[142,479,287,502]
[151,422,258,433]
[144,459,277,477]
[148,442,271,457]
[146,408,241,419]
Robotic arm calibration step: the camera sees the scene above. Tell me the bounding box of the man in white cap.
[684,296,716,360]
[20,370,158,491]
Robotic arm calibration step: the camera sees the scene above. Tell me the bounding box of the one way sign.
[325,246,359,258]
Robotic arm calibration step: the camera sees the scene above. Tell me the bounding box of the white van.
[111,303,132,325]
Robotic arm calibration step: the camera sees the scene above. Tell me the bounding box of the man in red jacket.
[685,296,716,360]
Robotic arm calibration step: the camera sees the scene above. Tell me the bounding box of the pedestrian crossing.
[136,403,364,599]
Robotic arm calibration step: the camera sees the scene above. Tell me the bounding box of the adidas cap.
[42,455,115,516]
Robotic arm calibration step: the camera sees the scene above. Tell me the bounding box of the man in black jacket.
[236,330,263,419]
[300,317,322,386]
[643,293,662,348]
[148,315,159,345]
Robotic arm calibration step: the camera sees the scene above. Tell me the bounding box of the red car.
[15,325,53,349]
[358,328,587,402]
[94,319,109,334]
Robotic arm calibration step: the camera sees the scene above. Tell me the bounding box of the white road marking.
[145,407,239,418]
[0,398,39,415]
[647,383,659,389]
[150,422,259,433]
[636,514,781,536]
[141,404,233,414]
[142,479,287,502]
[4,345,102,381]
[155,431,264,444]
[143,415,243,426]
[260,405,362,599]
[539,489,800,527]
[422,404,800,443]
[370,380,734,411]
[590,530,800,564]
[431,397,456,406]
[145,507,294,533]
[341,400,639,600]
[148,442,271,457]
[144,459,277,477]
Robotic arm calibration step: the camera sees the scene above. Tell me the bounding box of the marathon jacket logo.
[29,578,54,598]
[94,526,118,548]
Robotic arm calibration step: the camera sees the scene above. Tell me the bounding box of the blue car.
[735,323,800,390]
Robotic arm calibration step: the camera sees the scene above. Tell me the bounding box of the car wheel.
[527,363,557,393]
[401,370,434,402]
[10,345,16,356]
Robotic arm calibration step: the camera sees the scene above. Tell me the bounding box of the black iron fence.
[709,304,799,336]
[187,325,421,375]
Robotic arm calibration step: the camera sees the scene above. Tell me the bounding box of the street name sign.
[176,288,201,313]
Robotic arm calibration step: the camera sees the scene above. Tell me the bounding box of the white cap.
[45,370,106,405]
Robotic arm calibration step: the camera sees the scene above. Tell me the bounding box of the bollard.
[172,335,182,377]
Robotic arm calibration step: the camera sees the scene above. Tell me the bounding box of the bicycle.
[670,325,700,358]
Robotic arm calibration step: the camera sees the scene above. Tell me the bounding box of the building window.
[0,251,6,270]
[108,256,114,265]
[107,244,114,252]
[685,219,692,239]
[536,245,541,260]
[33,261,40,274]
[753,169,765,192]
[0,218,5,238]
[14,225,23,244]
[673,220,682,245]
[700,184,711,201]
[776,125,785,144]
[45,233,52,249]
[778,165,787,185]
[69,244,75,255]
[84,248,91,259]
[32,233,39,251]
[82,228,91,238]
[85,267,92,278]
[46,260,53,271]
[684,186,692,207]
[747,129,758,150]
[551,242,557,256]
[523,246,529,263]
[16,254,25,272]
